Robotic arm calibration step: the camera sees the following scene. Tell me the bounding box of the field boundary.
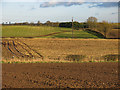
[1,59,118,64]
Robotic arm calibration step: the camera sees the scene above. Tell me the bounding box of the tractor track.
[16,42,34,58]
[7,41,19,58]
[10,41,25,58]
[17,40,44,60]
[2,39,44,60]
[12,40,29,58]
[35,30,70,38]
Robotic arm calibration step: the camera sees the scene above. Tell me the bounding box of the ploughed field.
[2,63,118,88]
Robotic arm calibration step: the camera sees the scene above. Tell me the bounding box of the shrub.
[102,54,120,61]
[97,21,112,38]
[107,30,120,39]
[65,55,86,61]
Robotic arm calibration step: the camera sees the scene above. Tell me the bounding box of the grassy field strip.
[13,38,118,41]
[1,59,118,64]
[49,30,99,38]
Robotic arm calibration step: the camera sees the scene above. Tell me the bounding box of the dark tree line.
[59,22,88,30]
[2,20,89,30]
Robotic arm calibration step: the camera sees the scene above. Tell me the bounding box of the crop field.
[1,38,119,62]
[2,25,103,38]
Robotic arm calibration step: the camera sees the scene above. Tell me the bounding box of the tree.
[2,22,4,25]
[23,22,29,25]
[87,17,97,30]
[37,21,42,26]
[73,21,80,30]
[59,22,72,28]
[30,22,34,26]
[52,22,59,27]
[9,22,11,25]
[45,20,52,26]
[97,21,112,38]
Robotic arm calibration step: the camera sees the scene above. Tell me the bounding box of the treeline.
[59,22,88,30]
[2,21,59,27]
[2,19,119,31]
[2,20,88,30]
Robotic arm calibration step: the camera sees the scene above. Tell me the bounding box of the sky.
[1,0,119,23]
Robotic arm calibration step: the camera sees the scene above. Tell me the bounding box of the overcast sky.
[1,0,119,23]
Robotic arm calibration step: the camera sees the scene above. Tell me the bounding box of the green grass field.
[48,30,100,38]
[2,25,103,38]
[2,25,71,37]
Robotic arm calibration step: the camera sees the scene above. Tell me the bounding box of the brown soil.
[2,63,119,88]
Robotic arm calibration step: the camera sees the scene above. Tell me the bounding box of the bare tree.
[87,17,97,30]
[97,21,112,38]
[45,20,52,26]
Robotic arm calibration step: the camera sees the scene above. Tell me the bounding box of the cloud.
[31,7,36,10]
[95,13,99,16]
[88,2,118,8]
[2,0,120,2]
[31,6,36,10]
[40,1,118,8]
[40,2,83,8]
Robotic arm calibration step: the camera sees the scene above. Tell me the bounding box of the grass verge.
[0,60,118,64]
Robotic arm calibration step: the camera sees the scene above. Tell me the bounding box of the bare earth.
[2,63,119,88]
